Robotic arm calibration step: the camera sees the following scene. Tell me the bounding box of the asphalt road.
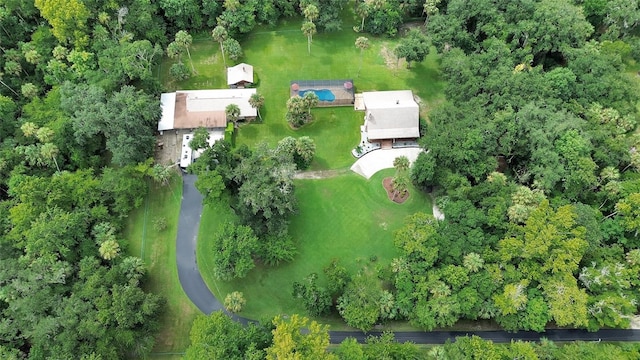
[175,173,640,343]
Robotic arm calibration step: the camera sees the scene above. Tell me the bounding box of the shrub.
[224,291,246,313]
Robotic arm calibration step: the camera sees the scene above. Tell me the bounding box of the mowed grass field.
[159,12,444,170]
[124,173,199,355]
[197,169,432,323]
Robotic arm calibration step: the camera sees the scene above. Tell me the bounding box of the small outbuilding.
[227,63,254,88]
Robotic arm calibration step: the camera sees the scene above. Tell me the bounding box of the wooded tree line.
[396,0,640,334]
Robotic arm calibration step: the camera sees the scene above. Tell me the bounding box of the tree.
[355,1,370,31]
[210,223,258,281]
[224,291,246,313]
[355,36,369,76]
[337,270,385,331]
[194,171,225,205]
[294,136,316,169]
[303,4,319,23]
[286,95,309,127]
[60,83,161,166]
[159,0,203,30]
[234,143,297,236]
[40,142,60,172]
[226,103,241,127]
[174,30,195,74]
[189,127,211,151]
[543,275,589,328]
[335,338,364,360]
[364,331,422,359]
[423,0,441,26]
[324,258,350,297]
[614,193,640,237]
[248,92,265,120]
[394,29,430,68]
[184,312,272,360]
[98,239,120,260]
[212,25,229,68]
[292,273,332,316]
[21,83,38,98]
[463,252,484,273]
[393,155,410,173]
[277,136,316,170]
[223,37,243,62]
[120,40,163,81]
[266,314,335,360]
[34,0,89,46]
[302,90,319,114]
[302,21,317,55]
[169,62,190,80]
[391,174,410,201]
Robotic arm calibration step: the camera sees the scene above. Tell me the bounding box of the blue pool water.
[299,89,336,102]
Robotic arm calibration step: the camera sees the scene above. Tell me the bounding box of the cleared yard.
[197,169,432,322]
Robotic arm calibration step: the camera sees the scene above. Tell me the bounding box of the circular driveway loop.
[350,147,424,179]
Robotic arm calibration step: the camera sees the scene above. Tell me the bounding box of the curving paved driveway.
[350,147,423,179]
[176,174,250,324]
[175,173,640,343]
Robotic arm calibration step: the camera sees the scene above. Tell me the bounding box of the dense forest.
[1,0,640,358]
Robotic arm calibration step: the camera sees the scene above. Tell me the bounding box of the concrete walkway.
[350,147,423,179]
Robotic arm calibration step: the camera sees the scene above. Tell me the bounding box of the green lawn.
[153,5,445,338]
[197,169,432,324]
[159,10,444,170]
[124,172,199,354]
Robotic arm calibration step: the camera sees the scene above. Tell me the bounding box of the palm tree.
[175,30,195,73]
[99,239,120,260]
[392,175,410,201]
[423,0,442,26]
[302,91,318,114]
[301,4,320,56]
[355,36,370,77]
[20,122,38,137]
[355,2,370,31]
[224,291,246,313]
[463,252,485,273]
[225,103,241,128]
[393,155,410,173]
[40,142,61,172]
[212,25,228,68]
[248,92,265,120]
[303,4,319,23]
[301,21,316,55]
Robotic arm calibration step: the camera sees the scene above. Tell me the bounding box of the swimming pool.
[299,89,336,102]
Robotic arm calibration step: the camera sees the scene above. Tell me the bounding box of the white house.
[362,90,419,142]
[227,63,254,88]
[158,88,257,133]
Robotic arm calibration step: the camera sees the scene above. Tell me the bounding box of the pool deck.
[290,86,355,107]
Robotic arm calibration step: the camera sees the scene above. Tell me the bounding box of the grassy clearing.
[124,172,199,353]
[158,12,444,170]
[197,169,432,324]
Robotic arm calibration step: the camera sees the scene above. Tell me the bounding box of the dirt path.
[293,168,351,179]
